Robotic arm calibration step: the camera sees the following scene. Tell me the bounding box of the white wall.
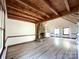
[6,19,35,46]
[43,17,77,39]
[77,22,79,59]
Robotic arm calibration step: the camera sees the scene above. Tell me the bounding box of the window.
[0,30,3,54]
[0,3,5,56]
[54,29,60,34]
[64,28,70,34]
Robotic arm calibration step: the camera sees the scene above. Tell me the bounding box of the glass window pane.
[54,29,60,34]
[64,28,70,34]
[0,30,3,54]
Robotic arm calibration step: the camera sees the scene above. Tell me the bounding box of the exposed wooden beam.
[7,7,41,22]
[7,5,45,20]
[8,9,40,22]
[42,0,59,15]
[64,0,70,12]
[41,6,79,22]
[8,13,36,23]
[71,13,79,17]
[15,0,50,18]
[63,17,76,24]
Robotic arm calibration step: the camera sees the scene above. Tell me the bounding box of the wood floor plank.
[7,37,78,59]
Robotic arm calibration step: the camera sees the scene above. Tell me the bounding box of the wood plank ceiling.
[63,12,79,24]
[6,0,79,23]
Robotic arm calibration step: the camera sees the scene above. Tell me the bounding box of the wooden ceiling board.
[22,0,53,15]
[50,0,66,12]
[7,7,42,21]
[7,9,40,21]
[6,0,79,23]
[6,0,48,20]
[63,14,78,23]
[68,0,78,8]
[8,13,37,23]
[7,4,45,20]
[7,0,50,18]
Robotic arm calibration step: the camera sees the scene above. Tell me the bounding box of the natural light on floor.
[53,37,73,49]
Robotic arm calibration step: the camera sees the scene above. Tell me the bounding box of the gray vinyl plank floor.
[7,37,78,59]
